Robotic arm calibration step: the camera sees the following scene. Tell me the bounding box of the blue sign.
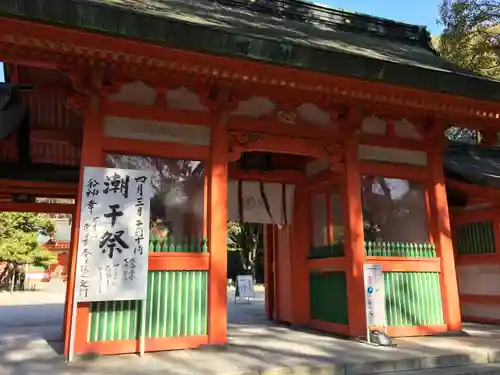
[367,286,374,294]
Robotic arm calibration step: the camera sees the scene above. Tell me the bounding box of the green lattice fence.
[384,272,444,326]
[149,235,207,253]
[309,271,348,325]
[88,270,208,341]
[454,221,496,255]
[365,242,436,257]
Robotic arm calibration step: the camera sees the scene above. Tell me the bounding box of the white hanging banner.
[75,167,152,302]
[363,264,386,329]
[227,180,295,224]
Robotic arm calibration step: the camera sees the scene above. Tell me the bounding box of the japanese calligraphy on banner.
[75,167,152,302]
[363,264,386,327]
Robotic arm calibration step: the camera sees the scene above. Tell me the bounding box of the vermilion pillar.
[290,185,311,325]
[63,97,104,356]
[264,224,275,320]
[428,141,462,331]
[208,119,228,344]
[343,134,366,337]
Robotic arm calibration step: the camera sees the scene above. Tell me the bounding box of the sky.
[320,0,444,35]
[0,0,443,82]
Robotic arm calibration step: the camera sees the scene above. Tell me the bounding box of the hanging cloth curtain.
[259,181,273,223]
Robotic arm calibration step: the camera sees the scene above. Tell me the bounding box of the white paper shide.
[75,167,152,302]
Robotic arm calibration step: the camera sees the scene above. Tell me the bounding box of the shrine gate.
[1,0,500,358]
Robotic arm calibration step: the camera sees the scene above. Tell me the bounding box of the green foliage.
[437,1,499,143]
[438,0,500,79]
[0,212,57,266]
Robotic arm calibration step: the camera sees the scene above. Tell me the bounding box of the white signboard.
[363,264,386,327]
[236,275,255,301]
[75,167,152,302]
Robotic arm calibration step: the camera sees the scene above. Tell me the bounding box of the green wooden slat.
[393,273,402,326]
[125,300,135,340]
[486,221,495,253]
[88,271,208,342]
[174,271,181,336]
[473,223,479,253]
[97,302,106,340]
[455,221,495,255]
[88,302,97,341]
[146,272,153,338]
[158,270,167,338]
[384,271,443,327]
[115,301,124,340]
[180,271,187,337]
[167,271,174,337]
[201,271,208,335]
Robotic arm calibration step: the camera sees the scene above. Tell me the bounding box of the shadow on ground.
[2,287,500,375]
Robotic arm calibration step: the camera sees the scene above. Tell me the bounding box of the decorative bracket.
[62,65,107,111]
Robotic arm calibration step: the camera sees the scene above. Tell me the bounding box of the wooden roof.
[0,68,81,200]
[1,0,499,102]
[0,67,82,167]
[445,143,500,189]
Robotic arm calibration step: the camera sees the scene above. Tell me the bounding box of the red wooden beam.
[446,179,500,203]
[306,170,339,191]
[0,179,78,197]
[227,116,339,142]
[102,137,210,160]
[228,165,305,184]
[0,202,75,213]
[358,134,428,151]
[102,101,212,127]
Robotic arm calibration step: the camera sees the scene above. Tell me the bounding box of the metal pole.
[139,299,147,356]
[363,265,371,344]
[67,277,79,363]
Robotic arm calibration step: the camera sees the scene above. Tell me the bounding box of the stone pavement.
[2,283,500,375]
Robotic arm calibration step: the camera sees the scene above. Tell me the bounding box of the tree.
[0,213,57,291]
[227,221,263,281]
[437,1,499,143]
[438,0,499,78]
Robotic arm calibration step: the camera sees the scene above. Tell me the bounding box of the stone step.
[345,353,495,375]
[383,363,500,375]
[247,352,500,375]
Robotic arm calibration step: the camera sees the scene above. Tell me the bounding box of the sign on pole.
[235,275,255,302]
[363,264,386,342]
[68,167,152,362]
[74,167,152,302]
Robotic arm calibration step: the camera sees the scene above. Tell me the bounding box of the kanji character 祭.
[99,230,129,259]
